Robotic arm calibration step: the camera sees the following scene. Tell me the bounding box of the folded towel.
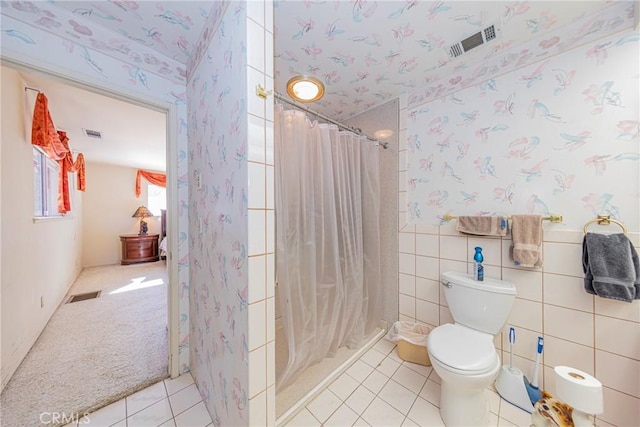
[456,216,508,236]
[583,233,640,302]
[510,214,543,268]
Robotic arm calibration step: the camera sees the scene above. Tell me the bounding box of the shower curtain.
[275,106,382,391]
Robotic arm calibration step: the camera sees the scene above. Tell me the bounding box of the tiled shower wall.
[397,96,640,427]
[246,1,276,426]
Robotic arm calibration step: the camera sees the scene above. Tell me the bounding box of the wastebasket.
[386,321,432,366]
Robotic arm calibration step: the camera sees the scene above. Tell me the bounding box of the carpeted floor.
[0,262,169,427]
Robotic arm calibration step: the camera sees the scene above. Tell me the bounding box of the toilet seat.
[428,324,497,374]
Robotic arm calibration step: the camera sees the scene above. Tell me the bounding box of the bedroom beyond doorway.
[0,262,169,426]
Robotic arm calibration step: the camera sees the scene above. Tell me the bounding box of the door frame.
[2,56,181,378]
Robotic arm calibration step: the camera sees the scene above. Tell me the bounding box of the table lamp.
[132,206,153,235]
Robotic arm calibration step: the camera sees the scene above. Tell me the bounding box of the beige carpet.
[0,262,169,427]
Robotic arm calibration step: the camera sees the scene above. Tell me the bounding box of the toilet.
[426,271,516,427]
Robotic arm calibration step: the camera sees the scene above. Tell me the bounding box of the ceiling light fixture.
[374,129,394,140]
[286,75,325,103]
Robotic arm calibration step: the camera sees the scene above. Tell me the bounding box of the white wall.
[1,67,83,390]
[82,161,162,267]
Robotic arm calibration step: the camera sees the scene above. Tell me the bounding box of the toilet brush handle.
[509,327,515,368]
[531,337,543,388]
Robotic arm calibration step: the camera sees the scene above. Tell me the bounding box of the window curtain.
[31,93,85,214]
[274,106,383,391]
[56,131,86,213]
[74,153,86,191]
[31,93,66,160]
[136,170,166,197]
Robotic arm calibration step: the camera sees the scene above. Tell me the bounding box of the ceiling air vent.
[83,128,102,139]
[447,23,500,59]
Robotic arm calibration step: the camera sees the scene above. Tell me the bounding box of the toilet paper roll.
[554,366,603,414]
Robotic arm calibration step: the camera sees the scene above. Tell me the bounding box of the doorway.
[0,61,180,423]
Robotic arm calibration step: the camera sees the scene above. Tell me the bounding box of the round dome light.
[286,76,325,103]
[374,129,394,140]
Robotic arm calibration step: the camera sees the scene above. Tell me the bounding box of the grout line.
[277,330,385,426]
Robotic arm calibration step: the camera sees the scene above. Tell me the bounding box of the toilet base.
[440,382,490,427]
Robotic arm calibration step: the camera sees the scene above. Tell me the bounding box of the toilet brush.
[494,327,535,413]
[525,337,543,404]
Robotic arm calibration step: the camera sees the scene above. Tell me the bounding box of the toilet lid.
[427,324,497,373]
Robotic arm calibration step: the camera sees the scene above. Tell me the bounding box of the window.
[147,184,166,216]
[33,147,61,217]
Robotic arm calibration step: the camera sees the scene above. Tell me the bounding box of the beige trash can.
[387,321,432,366]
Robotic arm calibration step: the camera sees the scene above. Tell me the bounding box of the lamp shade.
[132,206,153,218]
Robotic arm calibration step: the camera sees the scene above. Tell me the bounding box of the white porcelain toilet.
[426,271,516,427]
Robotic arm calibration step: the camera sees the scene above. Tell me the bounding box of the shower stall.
[273,99,399,418]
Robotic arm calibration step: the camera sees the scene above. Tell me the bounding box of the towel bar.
[583,215,627,235]
[442,214,563,223]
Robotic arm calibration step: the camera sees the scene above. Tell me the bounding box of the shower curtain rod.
[273,91,389,149]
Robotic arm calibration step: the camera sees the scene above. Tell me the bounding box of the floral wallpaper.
[5,0,633,123]
[274,0,627,121]
[1,13,192,372]
[187,2,250,425]
[1,0,194,83]
[50,1,212,65]
[185,1,229,82]
[407,1,637,109]
[406,24,639,231]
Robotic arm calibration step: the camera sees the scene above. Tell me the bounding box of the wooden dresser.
[120,234,160,265]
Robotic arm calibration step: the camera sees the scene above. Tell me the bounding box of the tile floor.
[65,337,532,427]
[63,373,213,427]
[284,338,533,427]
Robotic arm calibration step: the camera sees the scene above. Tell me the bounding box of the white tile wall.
[595,350,640,397]
[595,315,640,360]
[543,335,594,375]
[247,2,275,425]
[399,273,416,297]
[249,345,267,398]
[397,96,640,426]
[415,277,438,304]
[543,273,592,312]
[544,304,593,347]
[248,210,266,256]
[415,256,438,281]
[249,255,266,304]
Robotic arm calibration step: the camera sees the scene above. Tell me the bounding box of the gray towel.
[583,233,640,302]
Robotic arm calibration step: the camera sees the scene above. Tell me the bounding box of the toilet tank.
[441,271,516,335]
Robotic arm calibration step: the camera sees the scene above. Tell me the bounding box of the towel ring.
[583,215,627,235]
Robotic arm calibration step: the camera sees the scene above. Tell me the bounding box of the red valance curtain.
[136,170,166,198]
[32,93,66,160]
[74,153,86,191]
[32,94,86,214]
[57,131,73,213]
